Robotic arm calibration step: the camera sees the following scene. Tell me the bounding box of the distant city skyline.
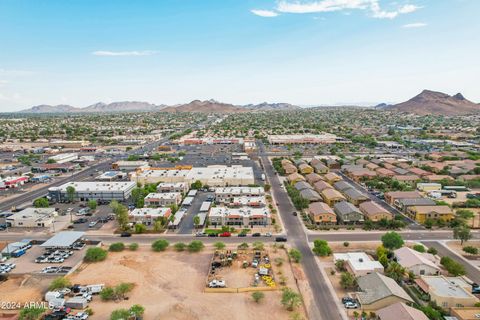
[1,0,479,111]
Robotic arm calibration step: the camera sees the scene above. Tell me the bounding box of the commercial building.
[406,205,454,223]
[215,187,265,203]
[450,307,480,320]
[394,247,440,276]
[267,133,347,145]
[208,207,271,227]
[356,272,413,311]
[156,182,189,194]
[48,140,90,148]
[129,207,172,225]
[130,165,255,187]
[112,160,149,171]
[0,176,28,190]
[48,153,78,164]
[6,208,57,228]
[95,171,127,181]
[144,192,182,207]
[416,276,478,308]
[333,252,383,276]
[48,181,136,202]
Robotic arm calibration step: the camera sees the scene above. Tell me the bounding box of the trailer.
[65,297,88,309]
[86,284,105,294]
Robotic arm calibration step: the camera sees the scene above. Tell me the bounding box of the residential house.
[305,173,323,185]
[308,202,336,224]
[313,180,333,193]
[393,175,420,186]
[324,172,342,184]
[395,198,437,213]
[394,247,440,276]
[333,181,353,193]
[409,167,431,177]
[333,252,383,276]
[321,188,346,206]
[359,201,392,221]
[294,181,313,192]
[287,173,305,184]
[416,276,478,308]
[334,201,364,224]
[311,161,329,174]
[376,168,396,178]
[356,272,413,311]
[406,205,454,223]
[343,188,369,205]
[426,175,454,182]
[385,191,422,206]
[377,302,428,320]
[298,163,314,175]
[300,189,322,202]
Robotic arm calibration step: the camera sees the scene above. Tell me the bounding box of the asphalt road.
[422,241,480,284]
[177,191,210,234]
[258,142,343,320]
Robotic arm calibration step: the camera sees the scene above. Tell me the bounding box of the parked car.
[73,218,87,224]
[275,237,287,242]
[120,232,131,237]
[195,232,207,237]
[238,233,247,237]
[219,232,231,237]
[208,279,226,288]
[252,233,261,237]
[344,301,358,309]
[88,221,97,228]
[292,212,298,216]
[265,232,272,237]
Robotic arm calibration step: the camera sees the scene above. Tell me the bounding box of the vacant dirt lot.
[0,275,50,305]
[67,245,307,320]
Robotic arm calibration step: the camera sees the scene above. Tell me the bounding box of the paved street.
[423,241,480,283]
[258,142,344,320]
[177,191,210,234]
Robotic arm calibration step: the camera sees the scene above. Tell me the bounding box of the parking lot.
[9,244,89,275]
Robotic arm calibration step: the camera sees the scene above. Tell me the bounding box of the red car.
[219,232,231,237]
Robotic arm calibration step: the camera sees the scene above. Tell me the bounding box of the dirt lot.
[66,244,308,320]
[446,240,480,267]
[0,275,50,305]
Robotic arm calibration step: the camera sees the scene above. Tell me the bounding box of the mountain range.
[18,100,300,114]
[383,90,479,115]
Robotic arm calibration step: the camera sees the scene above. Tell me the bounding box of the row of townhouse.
[208,207,271,227]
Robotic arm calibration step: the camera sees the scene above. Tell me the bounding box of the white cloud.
[0,80,9,86]
[402,22,427,28]
[92,50,157,57]
[251,9,279,17]
[0,68,34,76]
[276,0,421,19]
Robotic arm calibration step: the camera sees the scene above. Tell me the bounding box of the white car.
[88,221,98,228]
[344,301,359,309]
[208,280,226,288]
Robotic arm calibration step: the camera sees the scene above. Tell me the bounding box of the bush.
[187,240,204,252]
[19,306,46,320]
[100,287,115,301]
[128,243,139,251]
[440,256,466,276]
[427,247,438,255]
[289,248,302,263]
[49,277,71,291]
[463,246,479,255]
[109,242,125,252]
[151,239,169,252]
[413,244,426,253]
[134,223,147,234]
[84,247,108,262]
[214,242,226,250]
[101,283,135,301]
[252,291,265,303]
[174,242,187,252]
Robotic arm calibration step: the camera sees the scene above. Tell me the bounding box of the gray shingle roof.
[357,272,413,305]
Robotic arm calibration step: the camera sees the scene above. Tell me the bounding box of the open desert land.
[66,244,307,320]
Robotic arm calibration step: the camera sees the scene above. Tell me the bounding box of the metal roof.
[40,231,85,248]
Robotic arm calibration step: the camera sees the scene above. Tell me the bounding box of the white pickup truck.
[208,280,226,288]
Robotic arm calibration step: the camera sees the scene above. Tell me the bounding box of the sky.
[1,0,479,111]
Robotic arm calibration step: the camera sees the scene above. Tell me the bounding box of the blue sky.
[1,0,479,111]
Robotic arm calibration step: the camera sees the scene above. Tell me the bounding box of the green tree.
[312,240,332,256]
[289,248,302,263]
[193,215,201,228]
[281,287,302,311]
[110,309,130,320]
[66,185,76,202]
[187,240,204,252]
[33,197,49,208]
[49,277,71,291]
[381,231,404,250]
[385,262,406,282]
[151,239,169,252]
[440,256,466,276]
[135,223,147,234]
[19,306,46,320]
[110,200,129,231]
[251,291,265,303]
[87,199,97,211]
[413,244,426,253]
[253,241,264,251]
[214,242,226,250]
[84,247,108,262]
[129,304,145,318]
[340,272,357,289]
[131,187,146,208]
[191,180,203,190]
[454,226,472,245]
